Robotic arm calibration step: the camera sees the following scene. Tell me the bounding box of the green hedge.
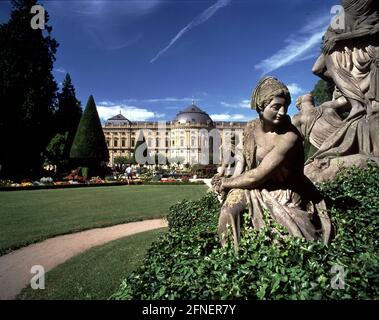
[112,163,379,300]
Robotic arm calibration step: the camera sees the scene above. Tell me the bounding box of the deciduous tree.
[0,0,58,178]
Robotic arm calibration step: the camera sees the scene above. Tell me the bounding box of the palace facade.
[102,103,247,166]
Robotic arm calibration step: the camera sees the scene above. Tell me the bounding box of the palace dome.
[173,104,213,125]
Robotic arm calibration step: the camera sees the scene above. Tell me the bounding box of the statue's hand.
[220,177,228,192]
[211,175,229,200]
[211,174,223,192]
[324,37,337,53]
[217,165,226,177]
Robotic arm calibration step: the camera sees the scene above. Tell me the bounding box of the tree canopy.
[311,80,334,106]
[0,0,58,178]
[48,73,82,171]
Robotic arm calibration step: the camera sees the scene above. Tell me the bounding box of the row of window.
[105,130,223,137]
[107,139,135,147]
[107,138,208,148]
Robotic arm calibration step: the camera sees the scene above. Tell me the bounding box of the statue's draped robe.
[298,106,344,150]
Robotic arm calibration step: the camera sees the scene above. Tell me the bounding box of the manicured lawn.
[0,185,206,255]
[17,228,166,300]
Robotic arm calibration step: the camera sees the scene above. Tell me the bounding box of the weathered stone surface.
[292,0,379,183]
[304,154,379,183]
[212,77,331,251]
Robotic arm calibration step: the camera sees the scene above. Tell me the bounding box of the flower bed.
[0,176,204,191]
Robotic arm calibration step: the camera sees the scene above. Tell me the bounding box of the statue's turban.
[251,76,291,110]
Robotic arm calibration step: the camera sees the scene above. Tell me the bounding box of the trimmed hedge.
[112,163,379,300]
[70,95,108,161]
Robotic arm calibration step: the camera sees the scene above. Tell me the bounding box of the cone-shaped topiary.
[70,95,109,163]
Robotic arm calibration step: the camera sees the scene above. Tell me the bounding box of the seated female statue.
[213,77,332,251]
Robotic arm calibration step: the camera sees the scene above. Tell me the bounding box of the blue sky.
[0,0,338,122]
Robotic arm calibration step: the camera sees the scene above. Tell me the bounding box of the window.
[131,138,135,147]
[191,137,195,147]
[156,138,159,147]
[122,139,125,147]
[106,140,110,147]
[166,139,169,148]
[114,139,118,147]
[172,140,175,146]
[180,139,184,147]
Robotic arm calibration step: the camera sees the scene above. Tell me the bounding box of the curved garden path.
[0,218,168,300]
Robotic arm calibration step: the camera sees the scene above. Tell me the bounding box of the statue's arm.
[312,54,332,80]
[320,96,348,110]
[222,134,297,190]
[231,146,245,177]
[291,114,302,129]
[334,29,375,42]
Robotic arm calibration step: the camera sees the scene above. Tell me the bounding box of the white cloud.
[54,67,67,74]
[98,100,114,106]
[300,15,331,33]
[150,0,231,63]
[254,14,330,74]
[97,104,165,122]
[287,83,305,95]
[210,113,248,121]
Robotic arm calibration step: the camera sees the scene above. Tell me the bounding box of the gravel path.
[0,218,168,300]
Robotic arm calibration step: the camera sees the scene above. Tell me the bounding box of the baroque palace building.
[102,103,247,166]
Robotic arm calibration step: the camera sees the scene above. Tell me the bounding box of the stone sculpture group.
[212,0,379,250]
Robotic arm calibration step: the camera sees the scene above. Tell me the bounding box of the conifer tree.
[70,95,108,177]
[56,73,82,137]
[52,73,82,170]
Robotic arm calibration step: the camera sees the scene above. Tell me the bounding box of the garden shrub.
[112,164,379,300]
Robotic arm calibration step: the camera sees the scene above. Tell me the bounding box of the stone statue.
[301,0,379,182]
[212,77,332,251]
[292,92,346,149]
